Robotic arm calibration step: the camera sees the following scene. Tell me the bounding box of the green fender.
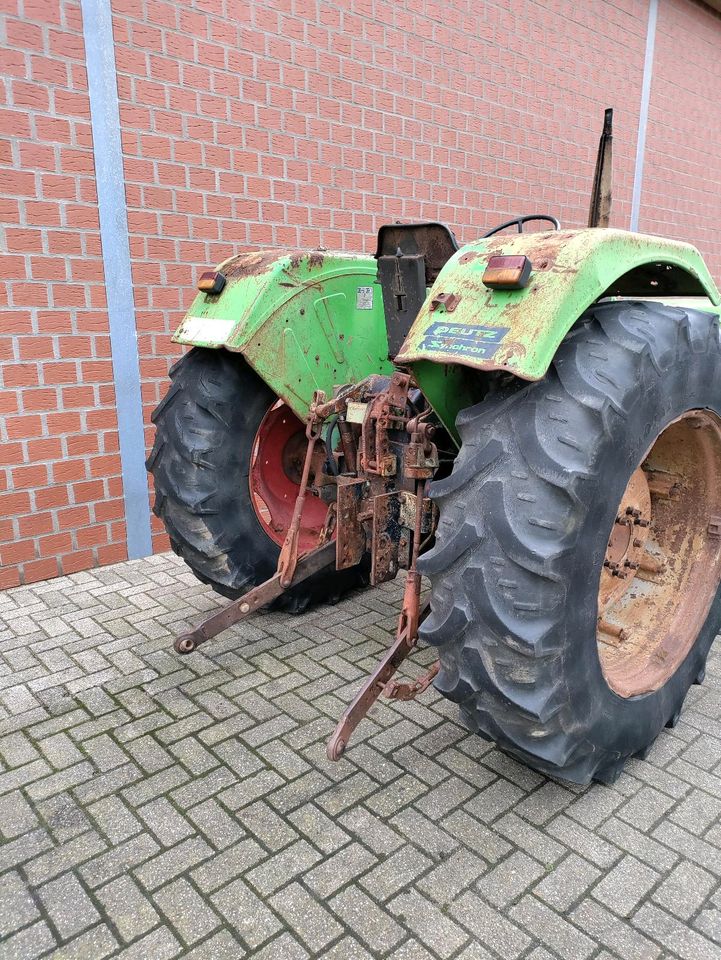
[173,232,720,445]
[173,249,392,419]
[397,228,721,439]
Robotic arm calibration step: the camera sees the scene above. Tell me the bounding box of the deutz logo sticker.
[419,321,510,359]
[356,286,374,310]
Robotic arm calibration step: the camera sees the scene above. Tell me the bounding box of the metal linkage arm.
[174,541,336,655]
[326,599,431,760]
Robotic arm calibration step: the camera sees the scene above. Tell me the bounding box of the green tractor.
[147,115,721,785]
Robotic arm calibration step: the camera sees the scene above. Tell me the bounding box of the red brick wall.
[640,0,721,278]
[2,0,721,587]
[0,0,127,590]
[111,0,649,554]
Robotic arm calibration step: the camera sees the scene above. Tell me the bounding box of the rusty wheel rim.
[597,410,721,698]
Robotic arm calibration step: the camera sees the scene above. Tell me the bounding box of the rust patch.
[494,340,527,363]
[598,411,721,698]
[429,291,460,313]
[598,468,652,611]
[479,230,580,279]
[223,250,278,278]
[336,477,366,569]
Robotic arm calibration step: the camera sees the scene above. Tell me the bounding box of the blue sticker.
[419,321,510,359]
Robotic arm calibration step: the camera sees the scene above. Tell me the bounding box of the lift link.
[176,388,345,655]
[174,541,336,655]
[277,391,327,588]
[276,384,368,586]
[325,595,431,760]
[326,479,439,760]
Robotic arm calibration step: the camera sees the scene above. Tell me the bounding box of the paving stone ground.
[1,553,721,959]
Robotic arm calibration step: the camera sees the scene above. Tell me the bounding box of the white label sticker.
[176,316,234,344]
[356,286,374,310]
[346,401,368,424]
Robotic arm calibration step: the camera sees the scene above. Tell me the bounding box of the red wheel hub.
[250,401,328,550]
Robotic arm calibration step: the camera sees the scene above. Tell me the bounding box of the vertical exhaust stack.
[588,108,614,228]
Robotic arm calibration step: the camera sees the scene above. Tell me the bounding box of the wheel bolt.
[598,618,629,642]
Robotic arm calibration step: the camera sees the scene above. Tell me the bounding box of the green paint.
[409,361,483,448]
[173,232,720,446]
[398,228,720,436]
[173,249,392,419]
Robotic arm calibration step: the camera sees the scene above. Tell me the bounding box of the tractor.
[147,113,721,784]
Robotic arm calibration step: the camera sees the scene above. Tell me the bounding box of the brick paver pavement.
[1,553,720,959]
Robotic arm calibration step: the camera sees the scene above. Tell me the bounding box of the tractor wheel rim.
[597,409,721,698]
[249,401,328,550]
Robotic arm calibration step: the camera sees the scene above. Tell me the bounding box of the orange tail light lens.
[197,271,226,295]
[482,255,532,290]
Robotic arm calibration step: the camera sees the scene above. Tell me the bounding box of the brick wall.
[640,0,721,277]
[1,0,126,590]
[2,0,721,588]
[111,0,649,555]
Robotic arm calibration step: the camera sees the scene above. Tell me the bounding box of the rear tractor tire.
[419,300,721,784]
[146,348,367,612]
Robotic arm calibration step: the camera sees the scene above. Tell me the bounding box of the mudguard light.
[197,271,226,294]
[482,255,532,290]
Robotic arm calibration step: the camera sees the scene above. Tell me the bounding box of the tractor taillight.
[198,271,226,295]
[482,255,532,290]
